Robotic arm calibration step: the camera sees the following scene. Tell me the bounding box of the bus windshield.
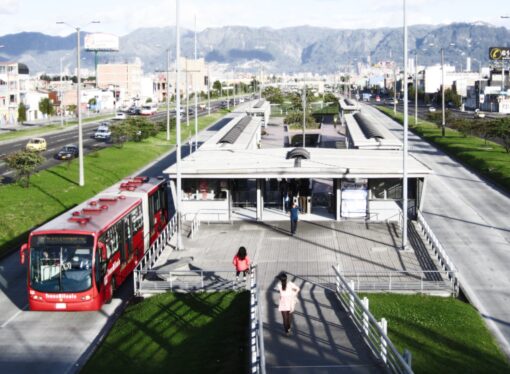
[30,234,94,293]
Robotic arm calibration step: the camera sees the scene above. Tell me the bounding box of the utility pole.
[393,67,397,114]
[207,65,211,115]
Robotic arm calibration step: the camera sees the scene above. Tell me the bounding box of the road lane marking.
[1,304,28,328]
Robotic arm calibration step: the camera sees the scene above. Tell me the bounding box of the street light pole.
[302,85,306,147]
[402,0,409,250]
[441,47,446,136]
[175,0,183,250]
[166,48,171,141]
[57,21,99,187]
[415,51,418,125]
[60,55,66,128]
[207,65,211,115]
[194,15,198,152]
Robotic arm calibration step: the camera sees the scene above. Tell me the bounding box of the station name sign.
[489,47,510,61]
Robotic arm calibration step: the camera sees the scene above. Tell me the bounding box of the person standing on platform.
[233,246,250,283]
[289,201,299,235]
[277,272,300,336]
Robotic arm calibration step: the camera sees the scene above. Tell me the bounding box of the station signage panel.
[489,47,510,61]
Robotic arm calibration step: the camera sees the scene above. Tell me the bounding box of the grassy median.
[82,292,250,374]
[0,111,227,257]
[362,293,510,374]
[376,106,510,192]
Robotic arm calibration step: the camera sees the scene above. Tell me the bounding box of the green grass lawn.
[81,292,250,374]
[0,111,226,257]
[361,293,510,374]
[376,106,510,192]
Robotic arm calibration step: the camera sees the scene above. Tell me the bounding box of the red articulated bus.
[20,177,169,311]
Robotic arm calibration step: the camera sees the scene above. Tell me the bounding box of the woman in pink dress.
[233,246,250,282]
[277,272,300,335]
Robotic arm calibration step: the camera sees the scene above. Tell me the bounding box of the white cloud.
[0,0,19,14]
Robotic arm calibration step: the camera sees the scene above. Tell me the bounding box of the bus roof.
[33,195,141,236]
[102,176,165,197]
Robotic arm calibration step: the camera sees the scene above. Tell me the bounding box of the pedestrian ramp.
[261,278,383,374]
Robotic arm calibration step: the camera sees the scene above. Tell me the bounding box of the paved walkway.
[157,219,447,372]
[362,103,510,358]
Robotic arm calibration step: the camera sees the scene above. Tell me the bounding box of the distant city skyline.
[0,0,508,37]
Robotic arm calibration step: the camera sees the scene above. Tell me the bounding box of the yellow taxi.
[25,138,47,152]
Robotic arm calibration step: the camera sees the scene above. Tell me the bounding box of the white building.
[0,62,30,125]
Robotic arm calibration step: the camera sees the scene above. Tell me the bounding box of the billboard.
[489,47,510,61]
[84,33,119,52]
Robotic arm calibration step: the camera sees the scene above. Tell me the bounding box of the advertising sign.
[489,47,510,61]
[84,33,119,52]
[479,94,485,104]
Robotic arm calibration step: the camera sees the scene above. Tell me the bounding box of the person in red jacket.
[233,246,250,282]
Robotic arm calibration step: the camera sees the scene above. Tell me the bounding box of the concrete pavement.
[362,103,510,358]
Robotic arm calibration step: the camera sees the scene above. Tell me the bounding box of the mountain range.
[0,22,509,75]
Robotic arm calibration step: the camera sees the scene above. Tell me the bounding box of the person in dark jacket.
[289,202,299,235]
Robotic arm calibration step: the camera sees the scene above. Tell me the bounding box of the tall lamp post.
[56,20,100,187]
[60,54,69,128]
[302,85,306,147]
[175,0,183,250]
[166,48,171,141]
[415,51,419,125]
[402,0,409,250]
[501,16,509,95]
[440,43,455,137]
[194,15,199,152]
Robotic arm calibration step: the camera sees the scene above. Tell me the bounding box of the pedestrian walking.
[277,272,300,335]
[289,201,299,235]
[233,246,250,282]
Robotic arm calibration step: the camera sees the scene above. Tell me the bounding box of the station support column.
[335,179,342,221]
[256,179,264,221]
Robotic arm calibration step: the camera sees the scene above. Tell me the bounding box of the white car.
[113,112,127,121]
[428,106,436,112]
[94,127,111,140]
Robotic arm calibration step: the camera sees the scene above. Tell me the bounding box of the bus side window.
[149,194,155,234]
[130,205,143,234]
[160,186,168,221]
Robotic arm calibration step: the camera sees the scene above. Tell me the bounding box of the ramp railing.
[417,211,459,294]
[250,266,266,374]
[334,265,413,374]
[133,215,177,295]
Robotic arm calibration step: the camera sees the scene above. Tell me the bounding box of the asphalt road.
[362,103,510,359]
[0,97,234,184]
[0,106,244,374]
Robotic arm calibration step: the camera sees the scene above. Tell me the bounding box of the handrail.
[333,265,413,374]
[250,266,266,374]
[133,215,178,296]
[417,211,459,294]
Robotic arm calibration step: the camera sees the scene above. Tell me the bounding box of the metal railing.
[334,265,413,374]
[250,266,266,374]
[133,215,177,296]
[417,211,459,294]
[136,269,251,294]
[341,270,456,294]
[183,208,232,225]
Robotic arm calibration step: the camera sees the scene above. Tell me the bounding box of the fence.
[334,265,413,374]
[340,270,456,294]
[133,215,177,296]
[417,211,459,294]
[250,266,266,374]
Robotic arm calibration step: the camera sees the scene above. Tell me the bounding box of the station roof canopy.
[346,113,402,150]
[164,147,431,179]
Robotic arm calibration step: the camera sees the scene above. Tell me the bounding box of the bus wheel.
[106,277,116,304]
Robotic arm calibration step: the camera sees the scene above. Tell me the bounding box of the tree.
[490,119,510,153]
[284,111,318,129]
[262,87,284,104]
[323,92,338,104]
[67,104,77,116]
[4,150,45,188]
[18,103,27,123]
[213,80,222,93]
[38,98,54,116]
[146,97,153,103]
[88,98,97,106]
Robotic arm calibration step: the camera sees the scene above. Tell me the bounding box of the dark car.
[55,144,79,160]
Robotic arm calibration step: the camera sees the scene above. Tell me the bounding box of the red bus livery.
[20,177,169,311]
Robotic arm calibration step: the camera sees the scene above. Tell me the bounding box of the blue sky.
[0,0,509,36]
